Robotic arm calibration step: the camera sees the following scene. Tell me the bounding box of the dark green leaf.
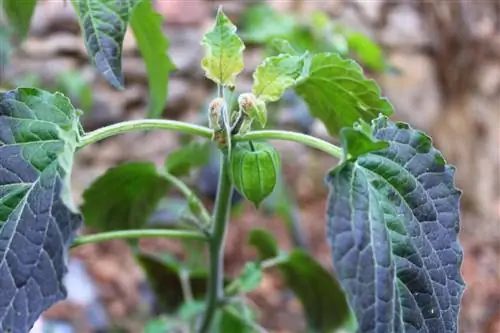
[249,232,352,332]
[326,115,464,332]
[346,32,386,72]
[248,228,279,261]
[130,0,175,118]
[81,162,169,231]
[165,141,211,177]
[2,0,37,40]
[76,0,140,89]
[219,307,255,333]
[136,252,210,313]
[241,3,294,43]
[294,52,393,136]
[0,88,82,332]
[201,7,245,86]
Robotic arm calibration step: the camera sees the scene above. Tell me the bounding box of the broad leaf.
[130,0,175,118]
[252,54,303,102]
[76,0,140,89]
[340,124,389,160]
[326,116,464,332]
[249,230,352,332]
[2,0,37,40]
[201,7,245,86]
[81,162,169,231]
[294,52,393,136]
[0,88,82,332]
[219,306,255,333]
[165,141,211,177]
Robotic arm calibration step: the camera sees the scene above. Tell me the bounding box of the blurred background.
[0,0,499,332]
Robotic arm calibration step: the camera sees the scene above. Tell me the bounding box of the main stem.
[198,154,233,332]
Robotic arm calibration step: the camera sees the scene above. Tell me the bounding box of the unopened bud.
[238,93,267,127]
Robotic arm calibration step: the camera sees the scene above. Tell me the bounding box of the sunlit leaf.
[252,54,303,102]
[295,52,393,136]
[326,115,464,332]
[201,7,245,86]
[0,88,82,332]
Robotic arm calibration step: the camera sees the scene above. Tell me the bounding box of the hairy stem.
[236,130,342,159]
[78,119,212,147]
[198,155,233,332]
[71,229,206,248]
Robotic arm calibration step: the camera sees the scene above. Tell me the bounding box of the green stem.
[162,172,211,226]
[236,130,342,158]
[71,229,205,248]
[78,119,212,148]
[198,155,233,333]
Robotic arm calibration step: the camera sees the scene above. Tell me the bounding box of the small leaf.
[201,7,245,86]
[340,124,389,160]
[248,228,279,261]
[295,52,393,136]
[165,141,211,177]
[76,0,140,89]
[2,0,37,40]
[269,38,301,56]
[81,162,169,231]
[326,115,464,332]
[249,232,352,332]
[239,262,263,293]
[346,32,386,72]
[0,88,82,332]
[241,3,294,43]
[130,0,175,118]
[252,54,304,102]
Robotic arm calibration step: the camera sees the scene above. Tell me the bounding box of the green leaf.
[249,232,352,332]
[76,0,140,89]
[346,32,386,72]
[201,7,245,86]
[165,141,211,177]
[2,0,37,40]
[219,306,255,333]
[81,162,169,231]
[130,0,175,118]
[340,122,389,160]
[241,3,294,43]
[239,262,263,293]
[252,54,304,102]
[294,52,393,136]
[0,88,82,331]
[326,116,464,332]
[248,228,279,261]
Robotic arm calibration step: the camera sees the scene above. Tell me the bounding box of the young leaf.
[75,0,141,89]
[238,262,263,293]
[165,141,211,177]
[130,0,175,118]
[0,88,82,332]
[248,228,279,261]
[2,0,37,40]
[340,125,389,160]
[201,7,245,86]
[252,54,303,102]
[249,231,352,332]
[326,116,464,332]
[294,52,393,136]
[81,162,169,231]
